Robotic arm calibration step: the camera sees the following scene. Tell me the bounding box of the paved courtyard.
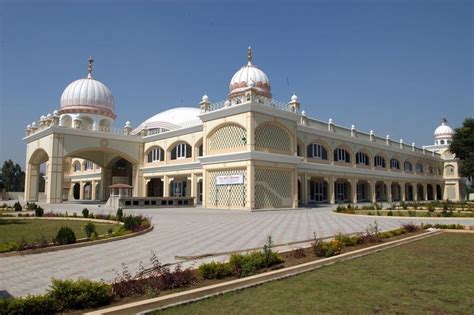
[1,202,473,297]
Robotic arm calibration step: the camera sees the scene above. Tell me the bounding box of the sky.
[0,0,473,167]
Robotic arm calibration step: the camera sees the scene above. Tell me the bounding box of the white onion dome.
[229,47,271,99]
[132,107,202,134]
[434,118,454,139]
[59,57,116,119]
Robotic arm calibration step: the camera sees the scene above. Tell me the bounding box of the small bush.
[1,202,8,208]
[421,223,464,230]
[289,247,306,259]
[49,278,112,310]
[35,206,44,217]
[116,208,123,221]
[321,239,344,257]
[0,242,19,253]
[198,261,234,279]
[358,222,381,244]
[107,228,114,236]
[0,294,58,314]
[401,201,408,210]
[82,208,89,218]
[387,210,393,216]
[55,227,76,245]
[229,249,283,278]
[402,223,419,232]
[13,202,22,212]
[335,233,360,247]
[84,222,96,239]
[122,215,150,232]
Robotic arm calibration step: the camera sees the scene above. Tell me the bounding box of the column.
[386,181,392,203]
[302,174,308,205]
[190,174,196,204]
[400,182,406,202]
[163,175,169,197]
[91,180,96,200]
[423,183,428,201]
[292,170,298,208]
[351,178,358,204]
[370,180,376,203]
[434,184,438,201]
[246,163,255,210]
[328,176,335,204]
[25,163,40,202]
[79,181,85,200]
[413,184,418,202]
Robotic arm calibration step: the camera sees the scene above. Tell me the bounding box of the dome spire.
[247,46,252,65]
[87,56,94,79]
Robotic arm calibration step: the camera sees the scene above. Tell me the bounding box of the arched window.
[171,143,192,160]
[374,155,386,168]
[390,158,400,170]
[356,152,369,166]
[73,161,81,172]
[148,147,164,162]
[334,147,350,163]
[416,163,423,173]
[404,161,412,172]
[440,140,445,145]
[307,143,328,160]
[85,161,93,170]
[427,165,433,174]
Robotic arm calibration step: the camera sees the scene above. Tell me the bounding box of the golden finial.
[247,46,252,64]
[87,56,94,78]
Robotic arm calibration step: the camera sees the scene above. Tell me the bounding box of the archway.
[356,180,370,202]
[405,183,413,201]
[436,184,443,200]
[73,183,80,200]
[391,182,401,202]
[427,184,434,201]
[375,181,387,202]
[147,178,163,197]
[335,179,350,203]
[417,184,424,201]
[25,149,49,202]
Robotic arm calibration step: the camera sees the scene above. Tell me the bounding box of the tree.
[449,117,474,181]
[1,160,25,192]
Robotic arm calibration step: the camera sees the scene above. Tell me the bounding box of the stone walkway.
[1,202,473,297]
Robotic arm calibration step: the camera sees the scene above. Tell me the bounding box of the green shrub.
[116,208,123,221]
[421,223,464,230]
[34,206,44,217]
[0,294,58,314]
[49,278,112,310]
[84,222,96,239]
[387,210,393,216]
[321,239,344,257]
[13,202,22,212]
[82,208,89,218]
[198,261,234,279]
[1,203,8,208]
[55,227,76,245]
[401,201,408,210]
[0,242,19,253]
[229,250,283,278]
[335,233,360,247]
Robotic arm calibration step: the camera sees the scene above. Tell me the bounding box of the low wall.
[0,192,45,202]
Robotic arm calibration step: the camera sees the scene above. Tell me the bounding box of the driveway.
[1,202,473,297]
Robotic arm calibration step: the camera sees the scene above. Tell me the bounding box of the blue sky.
[1,0,472,166]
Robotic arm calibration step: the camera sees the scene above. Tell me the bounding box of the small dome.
[291,94,298,102]
[202,94,209,102]
[434,118,454,139]
[133,107,202,134]
[229,47,271,99]
[59,58,115,119]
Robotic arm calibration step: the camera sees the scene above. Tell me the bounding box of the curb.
[332,211,474,221]
[85,230,441,315]
[0,225,154,257]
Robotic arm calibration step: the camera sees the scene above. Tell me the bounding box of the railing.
[205,98,300,113]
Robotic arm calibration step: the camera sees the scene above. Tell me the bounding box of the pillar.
[292,170,298,208]
[351,178,358,204]
[413,183,418,202]
[423,183,428,201]
[91,180,96,200]
[79,181,84,200]
[246,163,255,210]
[386,181,392,203]
[25,163,40,202]
[46,156,64,204]
[370,180,376,203]
[302,174,308,205]
[328,176,335,204]
[400,182,406,202]
[190,174,196,203]
[163,175,169,197]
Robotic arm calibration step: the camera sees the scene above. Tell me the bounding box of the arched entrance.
[147,178,164,197]
[391,182,401,202]
[375,181,387,202]
[356,180,370,202]
[405,183,413,201]
[25,149,50,202]
[335,179,350,203]
[417,184,424,201]
[427,184,434,200]
[436,184,443,200]
[73,183,80,199]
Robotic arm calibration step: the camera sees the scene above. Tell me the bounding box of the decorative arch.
[389,157,401,170]
[145,145,165,163]
[255,121,292,154]
[415,161,424,174]
[373,152,388,169]
[307,138,331,161]
[403,160,413,173]
[296,138,304,157]
[26,149,50,203]
[333,144,352,163]
[445,164,455,176]
[195,138,204,157]
[207,123,247,153]
[60,115,72,128]
[355,149,372,166]
[168,140,192,160]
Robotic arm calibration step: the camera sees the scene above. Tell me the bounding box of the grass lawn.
[156,233,474,314]
[0,218,121,243]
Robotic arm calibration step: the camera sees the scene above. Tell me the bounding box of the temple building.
[23,49,467,210]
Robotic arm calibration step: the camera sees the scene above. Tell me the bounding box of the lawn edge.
[85,230,442,315]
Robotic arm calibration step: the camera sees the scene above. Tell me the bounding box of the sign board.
[216,174,244,185]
